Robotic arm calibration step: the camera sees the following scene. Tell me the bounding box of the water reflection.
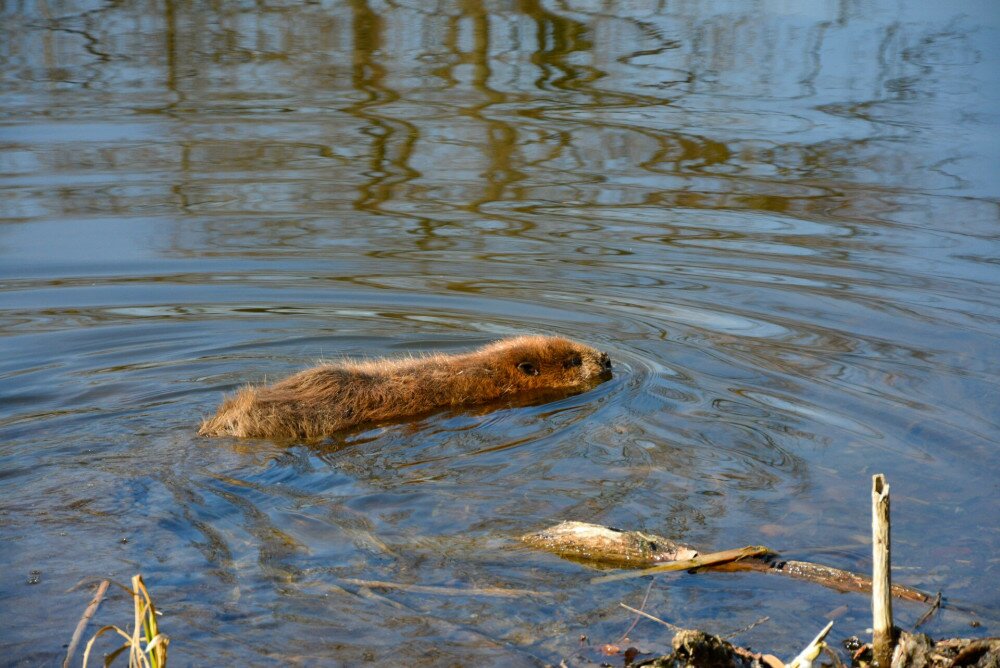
[1,0,999,664]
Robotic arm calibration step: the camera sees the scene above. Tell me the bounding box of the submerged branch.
[521,521,932,603]
[592,546,771,584]
[339,578,548,598]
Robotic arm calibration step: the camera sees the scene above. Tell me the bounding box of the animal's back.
[199,336,612,439]
[199,366,363,438]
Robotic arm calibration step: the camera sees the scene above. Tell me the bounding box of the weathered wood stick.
[521,521,932,603]
[872,473,896,666]
[63,579,110,668]
[712,557,930,604]
[520,520,698,568]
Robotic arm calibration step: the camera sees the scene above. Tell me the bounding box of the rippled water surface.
[2,1,999,664]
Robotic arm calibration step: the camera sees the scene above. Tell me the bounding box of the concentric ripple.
[2,1,999,664]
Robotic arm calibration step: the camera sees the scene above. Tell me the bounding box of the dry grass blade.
[103,644,129,667]
[145,635,167,652]
[80,575,167,668]
[618,603,684,632]
[133,575,168,668]
[82,625,134,668]
[132,601,151,668]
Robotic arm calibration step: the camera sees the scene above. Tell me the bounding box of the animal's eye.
[565,355,582,368]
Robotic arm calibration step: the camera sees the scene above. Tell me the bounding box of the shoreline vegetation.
[66,575,167,668]
[66,475,996,667]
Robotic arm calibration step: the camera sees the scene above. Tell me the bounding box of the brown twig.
[821,644,847,668]
[617,578,655,643]
[723,615,770,640]
[618,603,685,632]
[63,579,110,668]
[914,591,942,629]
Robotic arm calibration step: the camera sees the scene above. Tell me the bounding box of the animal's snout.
[599,352,612,372]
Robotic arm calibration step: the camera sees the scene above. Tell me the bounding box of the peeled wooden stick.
[63,579,110,668]
[871,474,896,666]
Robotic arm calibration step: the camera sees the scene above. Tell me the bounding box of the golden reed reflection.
[0,1,985,238]
[346,0,420,218]
[462,2,524,213]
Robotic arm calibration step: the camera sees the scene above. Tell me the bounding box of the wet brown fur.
[199,335,612,439]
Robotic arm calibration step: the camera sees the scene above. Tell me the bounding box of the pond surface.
[1,1,999,665]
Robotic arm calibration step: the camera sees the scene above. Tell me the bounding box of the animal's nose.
[599,352,612,371]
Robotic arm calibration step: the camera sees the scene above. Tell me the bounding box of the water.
[2,1,998,664]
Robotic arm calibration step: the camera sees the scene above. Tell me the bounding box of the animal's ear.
[517,361,539,376]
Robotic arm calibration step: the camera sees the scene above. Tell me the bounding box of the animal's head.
[487,335,612,392]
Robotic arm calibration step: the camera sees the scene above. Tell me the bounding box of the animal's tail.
[198,387,259,437]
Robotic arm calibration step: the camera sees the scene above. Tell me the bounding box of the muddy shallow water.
[1,1,998,665]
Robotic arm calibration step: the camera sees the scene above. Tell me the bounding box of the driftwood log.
[520,521,698,568]
[521,521,932,603]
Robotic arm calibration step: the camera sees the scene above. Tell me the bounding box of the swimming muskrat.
[199,335,612,439]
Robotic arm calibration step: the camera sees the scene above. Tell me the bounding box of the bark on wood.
[520,520,698,568]
[889,632,1000,668]
[716,557,930,603]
